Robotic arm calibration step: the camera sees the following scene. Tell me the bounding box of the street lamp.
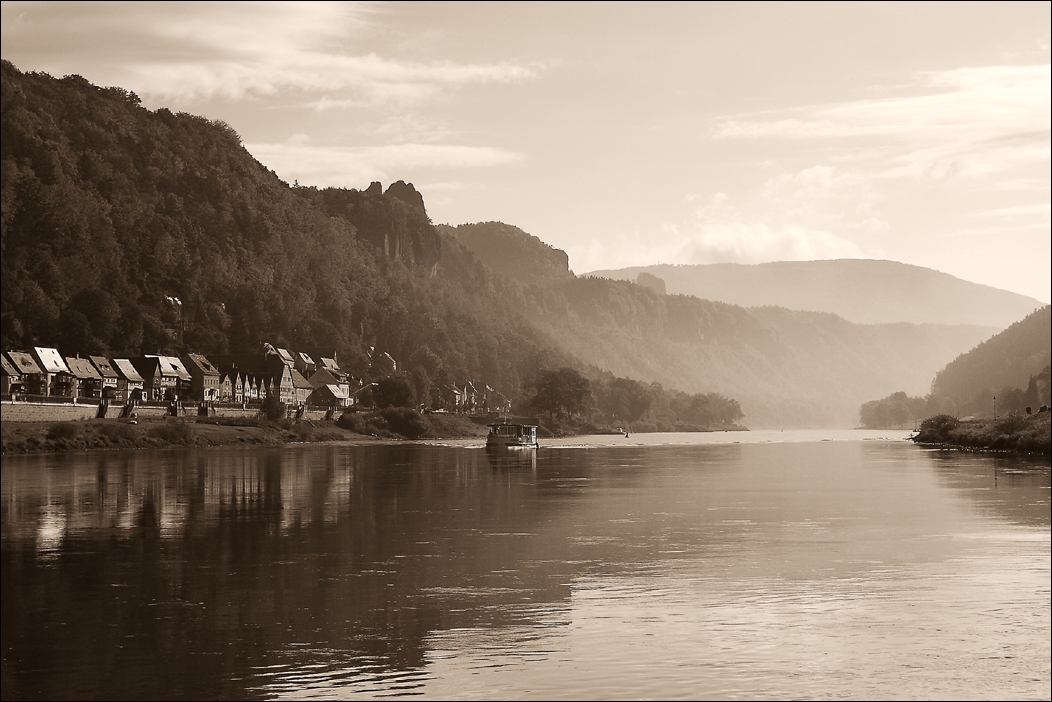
[993,395,997,421]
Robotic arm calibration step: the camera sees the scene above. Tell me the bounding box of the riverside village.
[0,342,505,424]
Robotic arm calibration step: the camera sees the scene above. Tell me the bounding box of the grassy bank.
[1,410,488,455]
[912,411,1051,454]
[1,409,748,456]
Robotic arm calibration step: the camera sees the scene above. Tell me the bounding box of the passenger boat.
[486,422,539,449]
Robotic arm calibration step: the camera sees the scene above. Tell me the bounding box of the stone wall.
[212,405,261,419]
[131,405,169,419]
[2,401,331,424]
[99,403,125,419]
[1,402,97,423]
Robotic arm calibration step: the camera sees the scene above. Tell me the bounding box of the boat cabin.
[486,423,539,448]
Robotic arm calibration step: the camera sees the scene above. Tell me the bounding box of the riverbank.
[911,411,1051,454]
[0,410,489,455]
[1,410,750,455]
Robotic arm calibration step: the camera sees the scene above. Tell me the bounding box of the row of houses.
[0,345,368,408]
[443,380,510,415]
[2,343,514,414]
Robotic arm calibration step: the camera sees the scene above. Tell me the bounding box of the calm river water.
[2,430,1049,700]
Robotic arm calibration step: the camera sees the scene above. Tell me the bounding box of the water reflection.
[924,449,1051,527]
[1,445,582,700]
[1,439,1048,700]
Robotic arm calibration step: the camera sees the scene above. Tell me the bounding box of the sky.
[2,1,1049,302]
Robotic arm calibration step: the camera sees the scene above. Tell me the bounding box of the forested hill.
[586,260,1044,328]
[0,60,564,399]
[931,305,1051,410]
[1,62,996,427]
[858,305,1050,426]
[437,222,574,286]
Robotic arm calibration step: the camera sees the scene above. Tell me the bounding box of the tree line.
[525,367,743,431]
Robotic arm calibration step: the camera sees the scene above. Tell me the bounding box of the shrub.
[97,422,140,442]
[916,414,959,443]
[995,411,1027,435]
[290,423,314,441]
[336,408,429,439]
[336,412,369,434]
[47,422,80,441]
[200,416,261,427]
[377,407,429,439]
[263,395,286,421]
[148,421,194,444]
[374,375,415,408]
[312,428,345,442]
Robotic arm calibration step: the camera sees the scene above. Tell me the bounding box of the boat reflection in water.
[482,442,538,472]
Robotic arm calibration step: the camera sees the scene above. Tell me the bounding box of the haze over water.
[2,432,1049,699]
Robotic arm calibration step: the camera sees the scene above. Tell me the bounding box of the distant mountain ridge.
[585,260,1044,329]
[448,222,998,426]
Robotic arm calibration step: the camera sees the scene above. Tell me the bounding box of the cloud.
[713,64,1051,179]
[715,65,1049,140]
[1,2,538,104]
[244,141,524,188]
[569,220,865,275]
[677,185,870,265]
[684,222,865,264]
[571,171,875,274]
[972,203,1051,218]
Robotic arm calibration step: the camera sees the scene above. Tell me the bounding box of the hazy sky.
[2,1,1049,302]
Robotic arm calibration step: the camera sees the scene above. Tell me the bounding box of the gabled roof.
[290,368,313,389]
[32,347,70,374]
[309,367,347,389]
[305,348,339,368]
[262,343,295,366]
[1,354,20,377]
[182,352,220,377]
[65,357,102,380]
[296,351,315,366]
[6,352,41,375]
[112,358,145,383]
[320,384,350,400]
[89,355,120,379]
[169,357,192,380]
[146,355,192,381]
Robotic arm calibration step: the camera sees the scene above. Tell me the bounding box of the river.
[1,430,1049,699]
